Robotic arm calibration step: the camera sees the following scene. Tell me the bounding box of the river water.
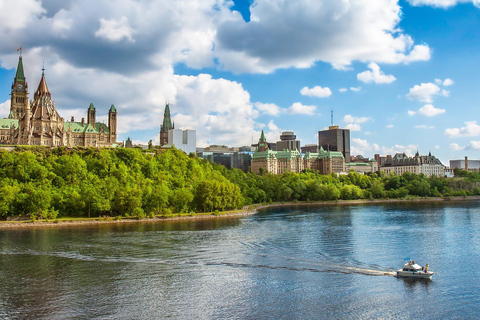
[1,201,480,319]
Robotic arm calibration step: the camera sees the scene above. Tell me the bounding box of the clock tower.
[10,56,29,120]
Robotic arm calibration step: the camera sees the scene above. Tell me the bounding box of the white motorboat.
[396,259,434,279]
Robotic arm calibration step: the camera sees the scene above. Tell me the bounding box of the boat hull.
[396,270,433,279]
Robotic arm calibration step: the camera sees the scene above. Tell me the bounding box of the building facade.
[1,56,117,147]
[379,152,445,177]
[251,131,345,175]
[159,103,196,154]
[276,131,300,151]
[318,125,350,162]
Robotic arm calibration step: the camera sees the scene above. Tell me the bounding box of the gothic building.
[159,103,196,154]
[1,55,118,147]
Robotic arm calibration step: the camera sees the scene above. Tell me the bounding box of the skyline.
[1,0,480,164]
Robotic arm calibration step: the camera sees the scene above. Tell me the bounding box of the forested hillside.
[0,147,478,219]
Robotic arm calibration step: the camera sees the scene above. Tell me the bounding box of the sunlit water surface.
[1,201,480,319]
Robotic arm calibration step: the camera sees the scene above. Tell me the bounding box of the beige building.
[379,152,445,177]
[1,56,117,147]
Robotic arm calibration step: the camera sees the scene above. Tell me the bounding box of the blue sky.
[1,0,480,165]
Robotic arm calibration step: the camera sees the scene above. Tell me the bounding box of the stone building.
[159,103,196,154]
[251,131,345,175]
[378,152,445,177]
[1,56,117,147]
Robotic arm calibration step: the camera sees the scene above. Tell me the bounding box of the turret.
[160,103,173,146]
[87,103,96,127]
[108,104,117,141]
[10,55,29,120]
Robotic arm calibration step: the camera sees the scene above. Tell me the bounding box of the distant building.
[197,145,254,172]
[301,144,318,154]
[1,55,117,147]
[378,152,445,177]
[276,131,300,151]
[159,103,196,154]
[251,131,345,175]
[450,157,480,172]
[345,161,378,174]
[318,125,350,162]
[125,137,133,148]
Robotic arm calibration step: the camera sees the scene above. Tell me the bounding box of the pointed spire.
[160,103,173,133]
[109,104,116,112]
[89,103,95,110]
[15,56,25,82]
[259,130,266,142]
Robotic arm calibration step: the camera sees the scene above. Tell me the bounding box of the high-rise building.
[318,125,350,163]
[159,103,196,154]
[276,131,300,151]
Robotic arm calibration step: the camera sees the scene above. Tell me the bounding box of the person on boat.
[426,263,429,272]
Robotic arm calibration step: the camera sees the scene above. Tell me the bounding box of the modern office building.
[276,131,300,151]
[159,103,196,154]
[301,144,318,154]
[450,157,480,171]
[318,125,350,162]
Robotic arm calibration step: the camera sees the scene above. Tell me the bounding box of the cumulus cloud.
[445,121,480,137]
[351,138,379,156]
[380,144,419,157]
[407,0,480,8]
[357,62,396,84]
[288,102,316,115]
[408,110,416,116]
[0,100,11,118]
[345,123,362,131]
[418,104,445,117]
[254,102,282,116]
[436,78,454,86]
[95,17,135,42]
[350,87,361,92]
[343,114,371,124]
[407,83,441,103]
[339,88,348,93]
[0,0,45,32]
[415,125,435,129]
[300,86,332,98]
[215,0,431,73]
[449,143,464,151]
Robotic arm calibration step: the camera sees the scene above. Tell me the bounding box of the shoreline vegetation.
[1,196,479,229]
[2,146,480,229]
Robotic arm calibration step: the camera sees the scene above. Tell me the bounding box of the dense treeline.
[0,147,479,220]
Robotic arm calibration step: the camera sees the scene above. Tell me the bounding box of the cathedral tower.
[87,103,96,127]
[108,104,117,142]
[10,56,29,119]
[159,103,174,146]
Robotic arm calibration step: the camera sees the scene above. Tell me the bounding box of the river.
[1,201,480,319]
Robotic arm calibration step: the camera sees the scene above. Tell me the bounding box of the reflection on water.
[1,201,480,319]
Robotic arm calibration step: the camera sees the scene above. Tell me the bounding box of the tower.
[108,105,117,142]
[87,103,96,127]
[10,56,29,120]
[318,126,350,162]
[258,130,268,152]
[160,103,174,146]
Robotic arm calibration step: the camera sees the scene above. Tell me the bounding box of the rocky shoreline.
[1,196,478,229]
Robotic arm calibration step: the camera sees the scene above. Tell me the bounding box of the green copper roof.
[252,150,276,160]
[109,104,116,112]
[276,149,301,160]
[89,103,95,110]
[65,121,110,134]
[0,118,18,129]
[15,57,25,82]
[161,103,173,133]
[259,130,266,142]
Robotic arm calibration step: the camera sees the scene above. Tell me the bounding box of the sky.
[1,0,480,165]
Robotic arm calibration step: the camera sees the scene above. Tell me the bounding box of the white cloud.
[435,145,439,149]
[445,121,480,138]
[0,100,11,118]
[351,138,380,155]
[357,62,396,84]
[215,0,431,73]
[386,124,394,128]
[380,144,419,157]
[407,83,441,103]
[449,143,464,151]
[339,88,348,93]
[443,78,454,86]
[415,125,435,129]
[343,114,371,124]
[254,102,282,116]
[408,110,416,116]
[407,0,480,8]
[418,104,445,117]
[95,17,135,42]
[345,123,362,131]
[0,0,45,32]
[350,87,361,92]
[288,102,316,115]
[300,86,332,98]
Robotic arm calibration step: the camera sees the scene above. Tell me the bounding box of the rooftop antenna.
[331,110,334,126]
[42,61,45,76]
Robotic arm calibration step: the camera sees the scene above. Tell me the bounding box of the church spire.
[160,103,173,146]
[15,56,25,82]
